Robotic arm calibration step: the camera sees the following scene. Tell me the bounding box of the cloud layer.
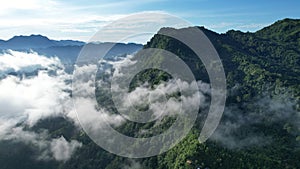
[211,90,300,149]
[0,50,73,126]
[0,50,80,161]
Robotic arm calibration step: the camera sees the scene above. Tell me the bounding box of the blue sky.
[0,0,299,42]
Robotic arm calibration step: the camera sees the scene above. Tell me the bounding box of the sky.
[0,0,299,43]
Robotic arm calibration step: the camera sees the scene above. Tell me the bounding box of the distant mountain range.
[0,34,85,50]
[0,35,143,65]
[0,18,300,169]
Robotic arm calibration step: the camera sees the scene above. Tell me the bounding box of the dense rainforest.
[1,18,299,169]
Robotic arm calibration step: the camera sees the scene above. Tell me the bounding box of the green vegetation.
[1,18,300,169]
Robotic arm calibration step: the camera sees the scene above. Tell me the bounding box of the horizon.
[1,17,298,44]
[0,1,300,168]
[0,0,299,43]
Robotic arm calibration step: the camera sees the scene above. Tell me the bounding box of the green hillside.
[1,18,299,169]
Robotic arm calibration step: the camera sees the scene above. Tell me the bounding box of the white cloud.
[0,50,62,77]
[211,90,299,149]
[90,11,190,43]
[0,0,54,13]
[208,22,236,29]
[0,125,82,161]
[0,51,73,126]
[50,136,82,162]
[99,55,208,124]
[119,79,205,119]
[123,160,142,169]
[237,23,268,29]
[110,55,137,77]
[0,0,175,42]
[0,0,127,41]
[0,50,83,161]
[73,64,126,132]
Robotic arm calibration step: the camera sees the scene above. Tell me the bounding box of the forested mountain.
[133,18,300,168]
[0,18,299,169]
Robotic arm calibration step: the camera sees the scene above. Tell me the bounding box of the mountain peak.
[9,34,50,41]
[0,35,85,50]
[255,18,300,42]
[2,34,54,50]
[273,18,300,25]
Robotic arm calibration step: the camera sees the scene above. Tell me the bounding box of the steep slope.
[0,19,299,169]
[138,18,300,168]
[63,18,300,169]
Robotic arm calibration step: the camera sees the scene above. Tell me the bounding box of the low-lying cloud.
[0,49,220,161]
[50,136,82,162]
[0,50,81,161]
[0,125,81,161]
[0,71,72,126]
[211,89,300,149]
[0,50,62,78]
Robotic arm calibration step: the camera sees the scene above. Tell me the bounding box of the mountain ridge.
[0,18,299,169]
[0,35,143,65]
[0,34,85,50]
